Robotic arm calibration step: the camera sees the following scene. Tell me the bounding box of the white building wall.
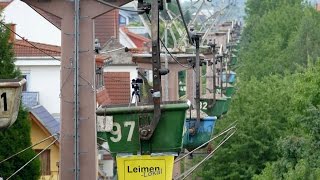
[15,59,61,114]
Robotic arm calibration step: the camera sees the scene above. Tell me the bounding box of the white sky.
[2,0,61,46]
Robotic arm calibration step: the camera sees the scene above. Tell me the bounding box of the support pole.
[164,21,169,101]
[22,1,130,179]
[139,0,162,140]
[164,2,169,102]
[73,0,80,179]
[193,34,201,130]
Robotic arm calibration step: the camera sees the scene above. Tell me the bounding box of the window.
[178,70,187,98]
[119,15,126,25]
[96,67,104,89]
[35,149,51,175]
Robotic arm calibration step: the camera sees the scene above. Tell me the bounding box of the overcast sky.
[2,0,61,46]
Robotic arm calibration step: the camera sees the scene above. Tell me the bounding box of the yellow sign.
[116,155,174,180]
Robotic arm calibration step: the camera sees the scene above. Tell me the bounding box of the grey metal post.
[194,35,201,128]
[164,20,169,101]
[73,0,80,179]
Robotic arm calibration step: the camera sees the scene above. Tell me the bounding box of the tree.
[0,18,40,179]
[195,1,320,178]
[0,22,20,78]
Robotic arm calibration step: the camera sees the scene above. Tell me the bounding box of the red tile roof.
[120,26,151,48]
[96,87,112,106]
[104,72,130,104]
[96,54,111,67]
[0,0,12,9]
[95,10,119,46]
[13,39,61,57]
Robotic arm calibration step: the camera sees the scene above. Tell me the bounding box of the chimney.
[8,23,16,42]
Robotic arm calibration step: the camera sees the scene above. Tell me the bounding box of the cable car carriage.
[0,79,26,129]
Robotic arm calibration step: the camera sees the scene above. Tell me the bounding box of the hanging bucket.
[232,48,239,56]
[0,79,26,129]
[230,55,237,66]
[225,85,235,97]
[96,101,189,155]
[183,116,217,151]
[200,94,227,118]
[222,71,236,84]
[222,97,232,114]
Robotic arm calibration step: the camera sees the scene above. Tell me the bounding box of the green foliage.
[0,17,40,179]
[0,20,20,79]
[198,62,320,179]
[239,2,320,81]
[0,107,41,180]
[245,0,303,17]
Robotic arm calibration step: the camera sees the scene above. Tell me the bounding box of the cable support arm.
[138,0,163,140]
[96,0,144,13]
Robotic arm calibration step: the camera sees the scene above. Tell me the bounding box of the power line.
[146,15,192,69]
[0,133,59,165]
[175,0,192,44]
[6,138,58,180]
[0,21,61,61]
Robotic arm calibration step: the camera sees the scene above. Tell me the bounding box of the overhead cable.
[0,21,60,61]
[6,139,58,180]
[174,125,236,163]
[0,133,59,165]
[146,15,192,69]
[179,130,236,180]
[175,0,192,44]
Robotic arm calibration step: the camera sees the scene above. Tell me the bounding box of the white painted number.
[110,122,122,142]
[200,101,208,110]
[124,121,135,141]
[110,121,135,142]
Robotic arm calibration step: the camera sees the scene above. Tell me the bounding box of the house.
[29,106,60,180]
[102,40,139,105]
[316,3,320,11]
[120,26,150,48]
[4,23,62,115]
[22,94,60,180]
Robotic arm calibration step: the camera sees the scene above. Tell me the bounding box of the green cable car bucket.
[230,54,237,66]
[96,101,189,155]
[183,115,217,151]
[222,97,232,114]
[199,94,227,118]
[225,85,235,97]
